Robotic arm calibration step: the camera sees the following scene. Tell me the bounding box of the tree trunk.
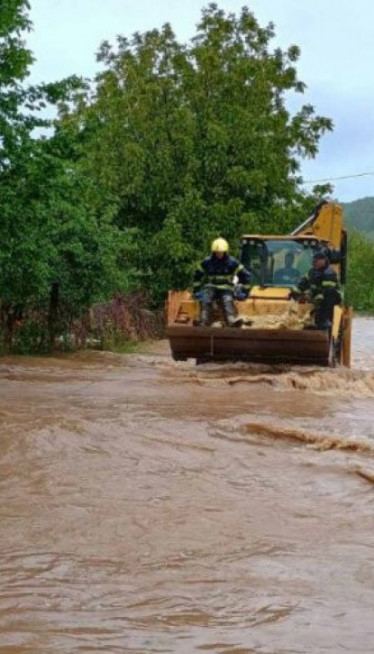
[48,283,59,349]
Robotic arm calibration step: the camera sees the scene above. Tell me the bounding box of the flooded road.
[1,316,374,653]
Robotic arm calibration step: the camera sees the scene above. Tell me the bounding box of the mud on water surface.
[0,317,374,653]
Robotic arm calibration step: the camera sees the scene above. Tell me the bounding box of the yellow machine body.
[167,202,352,367]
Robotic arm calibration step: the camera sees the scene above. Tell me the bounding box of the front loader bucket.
[167,325,331,366]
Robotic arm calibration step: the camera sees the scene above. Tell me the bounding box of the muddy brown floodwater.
[1,317,374,653]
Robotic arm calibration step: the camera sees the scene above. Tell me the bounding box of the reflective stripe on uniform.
[207,275,233,284]
[321,280,338,287]
[206,283,233,290]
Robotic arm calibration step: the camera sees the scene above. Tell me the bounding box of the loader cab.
[240,236,323,288]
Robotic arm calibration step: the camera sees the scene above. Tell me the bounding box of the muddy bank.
[0,317,373,653]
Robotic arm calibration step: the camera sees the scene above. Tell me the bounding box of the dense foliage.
[1,2,371,351]
[342,197,374,239]
[59,5,332,300]
[0,0,134,349]
[338,197,374,313]
[345,230,374,312]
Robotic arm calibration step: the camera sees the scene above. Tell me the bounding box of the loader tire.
[328,337,339,368]
[196,357,210,365]
[172,353,187,362]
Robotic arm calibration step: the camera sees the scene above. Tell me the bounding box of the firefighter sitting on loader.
[192,238,251,327]
[290,249,342,330]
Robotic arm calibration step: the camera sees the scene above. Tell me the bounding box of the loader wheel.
[172,353,187,361]
[337,323,346,366]
[328,337,339,368]
[331,323,344,366]
[196,357,210,365]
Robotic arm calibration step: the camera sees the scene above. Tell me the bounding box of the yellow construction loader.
[167,201,352,367]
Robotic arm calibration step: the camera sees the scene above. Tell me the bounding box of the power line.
[303,171,374,184]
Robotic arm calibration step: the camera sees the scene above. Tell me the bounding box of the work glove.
[288,289,300,301]
[289,290,309,304]
[234,285,249,301]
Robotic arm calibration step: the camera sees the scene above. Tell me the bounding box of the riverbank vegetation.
[0,2,371,352]
[343,197,374,239]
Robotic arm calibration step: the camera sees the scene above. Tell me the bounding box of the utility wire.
[302,171,374,184]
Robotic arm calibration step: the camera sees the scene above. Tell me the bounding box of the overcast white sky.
[27,0,374,201]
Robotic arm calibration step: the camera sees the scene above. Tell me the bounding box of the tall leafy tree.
[60,4,333,299]
[0,1,133,349]
[0,0,43,336]
[346,231,374,312]
[0,0,38,162]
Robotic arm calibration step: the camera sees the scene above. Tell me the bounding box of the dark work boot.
[199,303,211,327]
[221,291,236,327]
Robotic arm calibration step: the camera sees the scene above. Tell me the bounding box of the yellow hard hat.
[211,237,229,253]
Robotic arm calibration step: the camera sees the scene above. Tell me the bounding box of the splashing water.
[0,316,373,653]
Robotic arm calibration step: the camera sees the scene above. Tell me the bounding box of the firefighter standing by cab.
[290,249,342,330]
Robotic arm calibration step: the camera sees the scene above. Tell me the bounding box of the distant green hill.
[341,197,374,239]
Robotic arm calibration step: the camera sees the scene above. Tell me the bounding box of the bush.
[90,293,164,350]
[346,231,374,312]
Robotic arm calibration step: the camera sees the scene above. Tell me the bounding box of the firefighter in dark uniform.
[192,238,251,327]
[290,249,341,330]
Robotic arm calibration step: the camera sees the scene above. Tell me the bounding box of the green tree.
[60,3,332,300]
[342,197,374,239]
[0,2,133,350]
[346,231,374,312]
[0,0,40,163]
[0,120,136,349]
